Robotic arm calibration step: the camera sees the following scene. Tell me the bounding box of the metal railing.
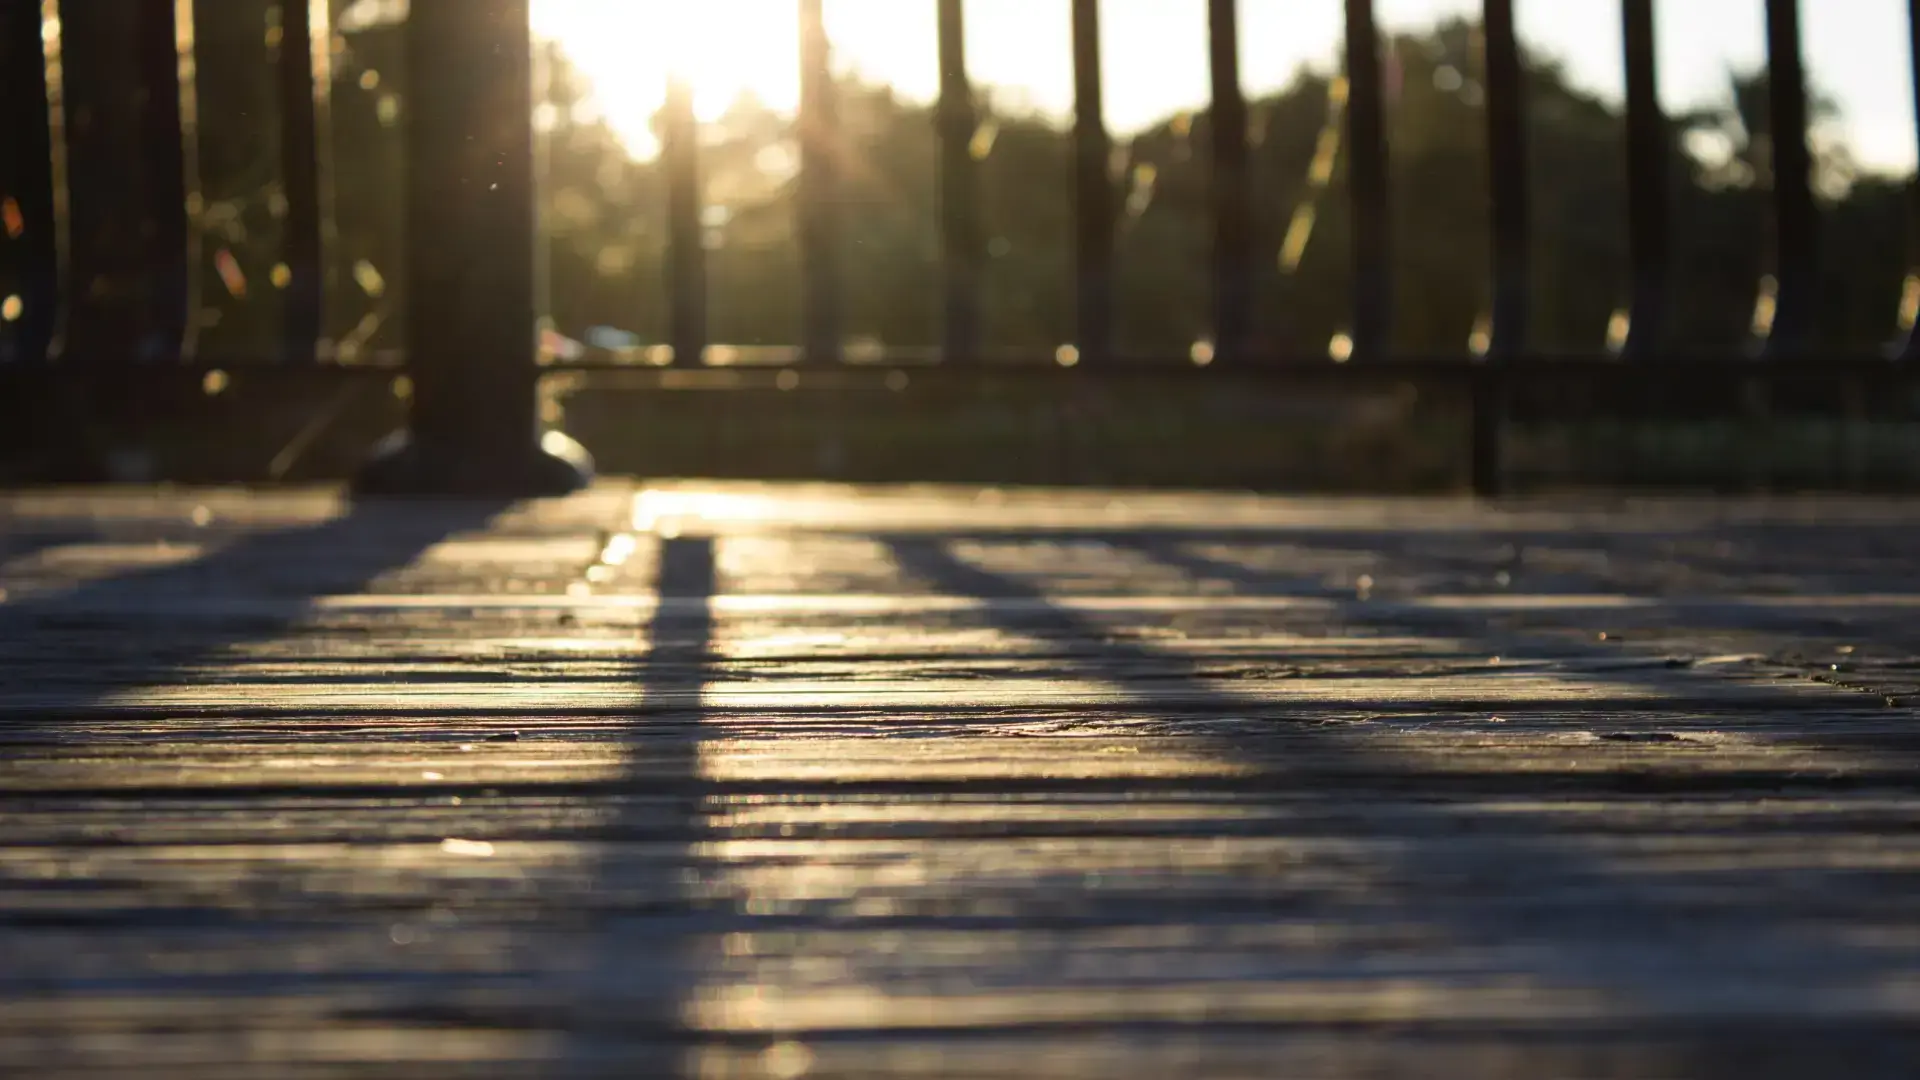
[1,0,1916,495]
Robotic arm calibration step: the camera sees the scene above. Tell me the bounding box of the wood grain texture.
[3,482,1919,1078]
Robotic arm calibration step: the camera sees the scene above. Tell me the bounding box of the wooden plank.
[2,483,1920,1076]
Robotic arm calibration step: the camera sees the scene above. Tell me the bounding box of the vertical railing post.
[0,0,60,365]
[1071,0,1112,364]
[663,76,707,367]
[60,0,196,364]
[1899,0,1920,362]
[277,0,330,363]
[1482,0,1529,358]
[1620,0,1669,358]
[354,0,590,496]
[1473,0,1528,496]
[1344,0,1392,358]
[797,0,840,365]
[936,0,980,363]
[1762,0,1816,355]
[149,0,197,362]
[1208,0,1252,361]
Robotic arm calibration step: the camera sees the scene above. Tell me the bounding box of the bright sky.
[532,0,1920,172]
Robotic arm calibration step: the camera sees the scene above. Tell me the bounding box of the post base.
[351,430,594,498]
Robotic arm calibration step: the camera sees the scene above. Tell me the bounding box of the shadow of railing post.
[562,534,717,1073]
[0,499,515,738]
[880,530,1918,1073]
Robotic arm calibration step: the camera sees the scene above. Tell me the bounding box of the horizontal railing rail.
[2,0,1917,494]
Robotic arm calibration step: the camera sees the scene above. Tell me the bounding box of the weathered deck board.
[3,482,1919,1077]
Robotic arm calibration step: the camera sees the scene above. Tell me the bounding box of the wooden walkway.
[3,482,1919,1078]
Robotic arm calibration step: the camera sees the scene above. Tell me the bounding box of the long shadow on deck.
[7,500,1915,1075]
[929,519,1920,602]
[0,498,513,736]
[883,534,1920,1078]
[0,503,725,1074]
[1112,528,1920,757]
[906,522,1920,748]
[562,535,717,1074]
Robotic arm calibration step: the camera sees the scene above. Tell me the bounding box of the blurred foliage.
[120,4,1920,360]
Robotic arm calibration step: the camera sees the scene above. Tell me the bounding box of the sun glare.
[529,1,1324,167]
[532,0,951,160]
[530,1,1285,165]
[533,1,795,158]
[533,0,1920,176]
[531,0,1917,170]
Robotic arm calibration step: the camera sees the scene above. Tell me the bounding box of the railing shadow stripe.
[562,534,715,1075]
[882,533,1917,1072]
[0,499,514,738]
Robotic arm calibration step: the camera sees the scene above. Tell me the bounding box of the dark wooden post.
[0,0,60,364]
[59,0,196,364]
[1208,0,1252,360]
[1762,0,1816,356]
[277,0,330,363]
[936,0,980,363]
[354,0,590,496]
[1620,0,1669,358]
[1344,0,1392,358]
[1071,0,1112,363]
[1472,0,1528,496]
[1482,0,1529,357]
[663,76,706,367]
[1899,0,1920,361]
[797,0,840,365]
